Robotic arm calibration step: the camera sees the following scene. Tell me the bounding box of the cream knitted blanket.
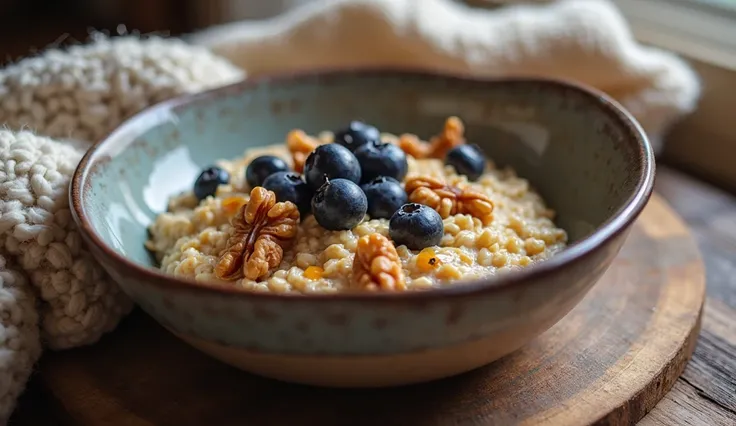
[0,0,699,421]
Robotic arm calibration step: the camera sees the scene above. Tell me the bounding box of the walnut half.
[215,187,300,281]
[353,234,406,291]
[405,176,494,225]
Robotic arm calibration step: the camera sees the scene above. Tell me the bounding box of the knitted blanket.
[0,0,699,421]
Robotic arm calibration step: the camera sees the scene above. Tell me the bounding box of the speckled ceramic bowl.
[70,69,654,388]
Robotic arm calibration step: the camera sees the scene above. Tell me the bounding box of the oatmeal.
[145,117,568,294]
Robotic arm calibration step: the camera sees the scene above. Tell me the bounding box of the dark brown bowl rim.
[70,67,656,303]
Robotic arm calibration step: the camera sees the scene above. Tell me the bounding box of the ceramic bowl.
[70,69,655,388]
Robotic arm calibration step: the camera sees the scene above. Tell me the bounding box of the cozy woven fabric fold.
[0,0,699,421]
[0,254,40,422]
[191,0,701,153]
[0,36,243,420]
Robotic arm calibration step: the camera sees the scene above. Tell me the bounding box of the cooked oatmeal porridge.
[145,117,568,294]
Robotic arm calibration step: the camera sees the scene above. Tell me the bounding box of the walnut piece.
[391,117,466,159]
[427,116,465,159]
[287,129,319,173]
[405,176,494,224]
[353,234,406,291]
[215,187,300,281]
[397,133,431,159]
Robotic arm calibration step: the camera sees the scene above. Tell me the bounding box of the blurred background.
[2,0,736,60]
[0,0,313,62]
[1,0,734,62]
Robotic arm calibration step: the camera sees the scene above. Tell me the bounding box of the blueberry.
[262,171,313,217]
[389,203,444,250]
[360,176,408,219]
[334,121,380,152]
[193,166,230,201]
[245,155,289,188]
[303,144,361,190]
[353,140,408,183]
[445,144,486,181]
[311,178,367,230]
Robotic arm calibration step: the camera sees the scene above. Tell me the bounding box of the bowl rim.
[70,67,656,303]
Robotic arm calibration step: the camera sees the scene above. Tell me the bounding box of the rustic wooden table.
[8,165,736,426]
[637,167,736,425]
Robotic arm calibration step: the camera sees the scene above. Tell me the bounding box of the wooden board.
[37,194,705,426]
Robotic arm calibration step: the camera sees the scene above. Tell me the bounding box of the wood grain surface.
[642,168,736,426]
[15,190,705,426]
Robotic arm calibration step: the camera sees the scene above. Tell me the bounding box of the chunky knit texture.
[0,35,244,143]
[0,130,133,350]
[0,35,244,422]
[0,255,41,422]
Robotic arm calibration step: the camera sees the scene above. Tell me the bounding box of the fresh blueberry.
[445,144,486,181]
[353,140,408,183]
[262,171,313,217]
[360,176,408,219]
[193,166,230,201]
[333,121,381,152]
[245,155,289,188]
[311,178,368,230]
[389,203,444,250]
[303,143,361,190]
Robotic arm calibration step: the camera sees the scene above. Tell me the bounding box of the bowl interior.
[79,71,646,270]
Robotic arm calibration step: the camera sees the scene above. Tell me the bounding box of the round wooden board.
[38,194,705,426]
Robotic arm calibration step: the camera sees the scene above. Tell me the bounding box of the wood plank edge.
[593,302,704,425]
